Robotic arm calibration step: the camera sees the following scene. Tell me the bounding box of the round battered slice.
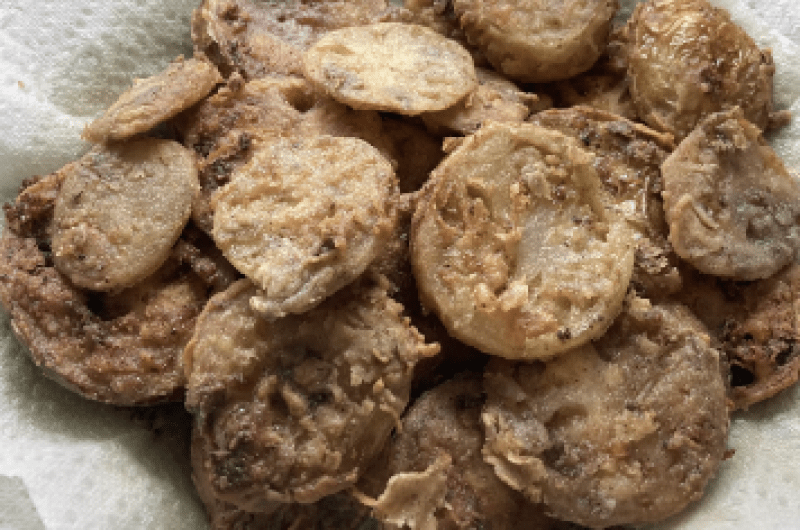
[184,279,438,509]
[0,173,229,405]
[82,57,222,143]
[678,264,800,411]
[302,22,478,115]
[421,67,540,136]
[628,0,776,140]
[212,135,398,318]
[530,106,682,298]
[176,76,394,234]
[191,0,403,79]
[482,297,730,528]
[452,0,618,83]
[357,374,560,530]
[411,122,635,360]
[192,435,383,530]
[661,108,800,281]
[51,139,199,292]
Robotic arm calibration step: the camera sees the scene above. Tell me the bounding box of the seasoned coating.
[191,0,401,79]
[212,135,398,318]
[411,122,635,360]
[679,265,800,410]
[661,108,800,281]
[482,298,729,528]
[175,76,394,233]
[191,436,383,530]
[529,106,682,299]
[185,279,438,509]
[0,175,230,405]
[550,25,637,121]
[381,117,444,193]
[421,67,540,136]
[83,57,222,143]
[358,374,558,530]
[628,0,776,141]
[452,0,618,83]
[51,139,199,291]
[302,23,478,116]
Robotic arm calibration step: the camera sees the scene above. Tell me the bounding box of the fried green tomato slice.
[627,0,776,141]
[211,135,398,318]
[452,0,619,83]
[421,67,540,136]
[529,106,682,299]
[482,297,729,528]
[51,138,199,292]
[185,278,438,509]
[411,122,635,360]
[82,56,222,143]
[357,374,562,530]
[661,108,800,281]
[302,22,477,115]
[0,174,233,405]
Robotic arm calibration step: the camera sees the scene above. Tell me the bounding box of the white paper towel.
[0,1,798,529]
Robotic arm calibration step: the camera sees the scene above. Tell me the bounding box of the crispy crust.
[482,298,729,527]
[185,278,438,508]
[627,0,776,140]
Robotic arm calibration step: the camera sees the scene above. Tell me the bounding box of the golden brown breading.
[482,297,729,528]
[51,139,199,291]
[421,67,540,136]
[452,0,619,83]
[678,264,800,411]
[662,108,800,281]
[211,135,398,318]
[358,374,561,530]
[83,56,222,143]
[185,278,438,509]
[411,122,634,360]
[303,23,478,116]
[191,0,402,79]
[0,174,231,405]
[627,0,777,140]
[529,106,681,299]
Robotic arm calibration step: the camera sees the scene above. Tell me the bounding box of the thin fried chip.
[51,139,199,292]
[482,297,729,527]
[303,22,477,115]
[184,278,438,508]
[411,122,635,360]
[421,67,540,136]
[83,57,222,143]
[212,135,398,318]
[628,0,777,140]
[453,0,618,83]
[662,108,800,280]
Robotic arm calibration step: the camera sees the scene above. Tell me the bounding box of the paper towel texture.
[0,1,799,529]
